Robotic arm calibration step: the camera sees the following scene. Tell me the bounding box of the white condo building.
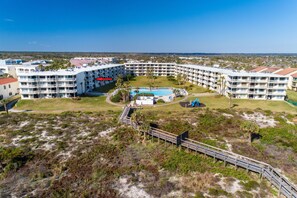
[18,64,125,99]
[176,64,287,100]
[17,63,288,100]
[125,63,176,76]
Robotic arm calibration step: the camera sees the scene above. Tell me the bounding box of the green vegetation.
[134,107,297,184]
[259,123,297,152]
[240,121,260,143]
[148,95,297,114]
[162,149,250,181]
[287,90,297,101]
[0,146,33,177]
[156,99,165,104]
[129,76,208,93]
[43,59,70,71]
[0,111,274,197]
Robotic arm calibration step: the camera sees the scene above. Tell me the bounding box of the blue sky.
[0,0,297,53]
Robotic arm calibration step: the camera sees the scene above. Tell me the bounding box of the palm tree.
[173,89,181,97]
[126,73,132,82]
[176,74,187,86]
[217,75,225,95]
[240,121,259,144]
[131,110,145,127]
[228,93,233,108]
[182,74,187,85]
[115,74,124,89]
[0,99,9,114]
[121,81,131,103]
[146,68,154,90]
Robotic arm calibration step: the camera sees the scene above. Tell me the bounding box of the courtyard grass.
[143,95,297,114]
[14,96,122,113]
[93,76,209,94]
[129,76,209,93]
[287,90,297,101]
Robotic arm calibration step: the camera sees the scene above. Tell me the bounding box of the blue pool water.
[130,88,173,97]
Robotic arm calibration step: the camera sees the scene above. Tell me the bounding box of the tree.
[131,110,150,143]
[67,61,71,68]
[176,74,187,85]
[0,99,9,114]
[115,74,124,88]
[240,121,259,144]
[182,74,187,85]
[176,74,183,85]
[227,93,233,109]
[146,68,154,90]
[217,75,225,95]
[126,73,133,82]
[121,81,131,103]
[131,110,145,126]
[37,64,44,71]
[173,89,181,97]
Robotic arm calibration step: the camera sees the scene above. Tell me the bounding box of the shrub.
[111,93,121,103]
[0,146,33,173]
[157,99,165,104]
[208,188,230,196]
[241,180,260,191]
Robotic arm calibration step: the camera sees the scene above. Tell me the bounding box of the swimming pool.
[130,88,173,97]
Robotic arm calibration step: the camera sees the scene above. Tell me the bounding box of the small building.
[135,96,154,105]
[0,78,19,100]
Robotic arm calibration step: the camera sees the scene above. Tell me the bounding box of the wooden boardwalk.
[119,106,297,198]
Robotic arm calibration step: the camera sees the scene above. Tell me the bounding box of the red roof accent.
[0,78,18,85]
[291,73,297,78]
[275,68,297,75]
[250,66,268,72]
[264,67,281,73]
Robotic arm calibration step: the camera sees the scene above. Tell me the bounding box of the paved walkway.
[190,92,218,97]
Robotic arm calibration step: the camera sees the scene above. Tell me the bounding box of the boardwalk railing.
[118,106,297,198]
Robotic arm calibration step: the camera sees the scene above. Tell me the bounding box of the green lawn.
[129,76,209,93]
[13,77,297,114]
[287,90,297,101]
[144,95,297,114]
[14,96,122,113]
[93,76,209,94]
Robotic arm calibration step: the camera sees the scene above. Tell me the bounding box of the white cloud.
[28,41,37,45]
[4,18,14,22]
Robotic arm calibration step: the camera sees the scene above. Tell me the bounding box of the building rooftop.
[0,77,18,85]
[264,67,281,73]
[250,66,268,72]
[275,68,297,76]
[18,64,124,76]
[178,64,285,77]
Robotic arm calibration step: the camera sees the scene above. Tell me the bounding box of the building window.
[9,92,12,96]
[0,95,3,100]
[4,85,6,89]
[9,84,11,88]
